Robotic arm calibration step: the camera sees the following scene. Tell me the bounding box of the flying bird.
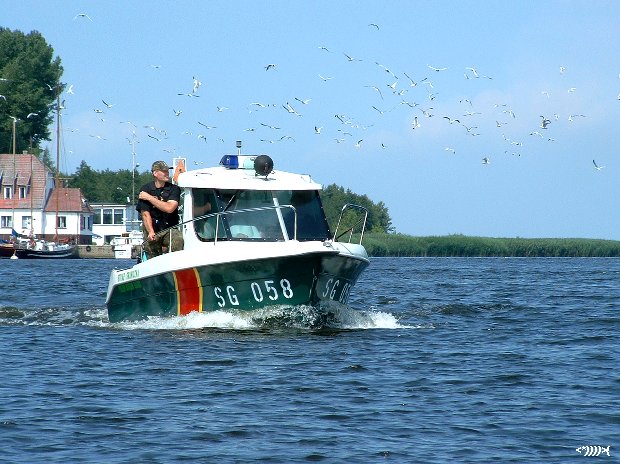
[592,159,605,170]
[26,112,38,119]
[540,116,551,129]
[73,13,93,21]
[428,65,448,72]
[265,64,276,71]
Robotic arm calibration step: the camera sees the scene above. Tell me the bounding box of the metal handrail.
[154,204,297,245]
[333,203,368,245]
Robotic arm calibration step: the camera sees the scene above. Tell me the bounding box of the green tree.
[321,184,393,234]
[0,28,63,153]
[69,160,151,204]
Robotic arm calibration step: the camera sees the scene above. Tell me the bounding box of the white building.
[90,203,141,245]
[0,152,94,243]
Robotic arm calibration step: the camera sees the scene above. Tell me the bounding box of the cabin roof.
[177,165,322,191]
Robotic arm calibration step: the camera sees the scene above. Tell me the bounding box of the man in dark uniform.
[137,160,184,259]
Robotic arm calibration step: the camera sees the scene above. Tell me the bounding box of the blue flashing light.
[220,155,239,169]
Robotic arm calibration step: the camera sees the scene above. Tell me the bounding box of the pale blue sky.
[4,1,619,238]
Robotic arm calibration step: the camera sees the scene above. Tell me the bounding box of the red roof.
[0,153,92,214]
[0,152,51,210]
[44,187,92,213]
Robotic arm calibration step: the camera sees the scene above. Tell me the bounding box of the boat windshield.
[192,188,331,242]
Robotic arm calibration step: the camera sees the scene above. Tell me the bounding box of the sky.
[4,1,619,239]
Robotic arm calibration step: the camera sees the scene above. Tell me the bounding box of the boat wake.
[112,302,404,331]
[0,303,405,331]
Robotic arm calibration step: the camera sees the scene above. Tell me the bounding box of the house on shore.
[0,151,95,244]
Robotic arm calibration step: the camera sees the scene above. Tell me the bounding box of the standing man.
[137,160,184,259]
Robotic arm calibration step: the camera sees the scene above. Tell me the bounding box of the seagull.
[314,126,322,134]
[173,109,182,116]
[365,85,383,100]
[217,106,228,112]
[318,46,331,52]
[0,95,7,101]
[67,84,75,94]
[445,147,456,154]
[265,64,276,71]
[198,122,216,129]
[26,112,38,118]
[403,72,418,87]
[355,139,363,148]
[101,99,115,108]
[540,116,551,129]
[482,157,490,164]
[318,74,333,81]
[568,114,586,122]
[192,76,201,93]
[465,67,479,78]
[260,123,281,130]
[343,52,362,62]
[93,108,104,114]
[428,65,448,72]
[442,116,460,124]
[411,117,420,129]
[368,23,379,30]
[294,97,311,104]
[592,159,605,170]
[73,13,93,21]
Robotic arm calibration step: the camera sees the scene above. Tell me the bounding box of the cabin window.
[93,208,102,224]
[219,189,284,240]
[274,190,331,241]
[1,216,12,228]
[57,216,67,229]
[3,186,12,199]
[193,188,331,242]
[192,189,226,241]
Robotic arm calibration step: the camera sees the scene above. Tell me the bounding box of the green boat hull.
[107,253,368,323]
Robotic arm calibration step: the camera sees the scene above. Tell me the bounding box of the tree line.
[67,161,394,234]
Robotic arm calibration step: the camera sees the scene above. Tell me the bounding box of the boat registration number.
[213,278,294,307]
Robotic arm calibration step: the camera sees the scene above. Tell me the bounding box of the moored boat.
[110,230,142,259]
[105,150,370,323]
[19,241,78,259]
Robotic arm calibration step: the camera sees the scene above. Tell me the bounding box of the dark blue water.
[1,258,618,463]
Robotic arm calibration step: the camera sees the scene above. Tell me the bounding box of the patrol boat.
[105,149,369,323]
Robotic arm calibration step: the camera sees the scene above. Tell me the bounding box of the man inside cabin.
[137,160,184,259]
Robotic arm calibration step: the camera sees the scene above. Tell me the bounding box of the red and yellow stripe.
[172,268,203,316]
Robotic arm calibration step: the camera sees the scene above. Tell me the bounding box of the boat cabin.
[178,155,333,249]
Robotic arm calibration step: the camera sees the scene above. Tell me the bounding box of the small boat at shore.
[105,151,370,323]
[1,238,78,259]
[19,241,79,259]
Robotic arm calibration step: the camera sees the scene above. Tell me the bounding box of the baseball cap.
[151,161,172,172]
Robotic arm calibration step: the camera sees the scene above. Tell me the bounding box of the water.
[1,258,618,463]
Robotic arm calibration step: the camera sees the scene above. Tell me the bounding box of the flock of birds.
[9,13,615,173]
